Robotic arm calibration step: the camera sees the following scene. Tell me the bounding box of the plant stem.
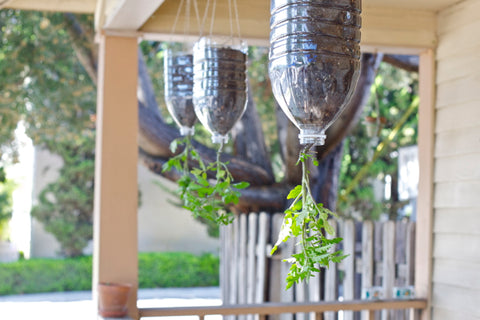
[183,135,191,174]
[216,140,224,181]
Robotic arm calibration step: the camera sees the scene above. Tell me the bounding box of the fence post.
[344,220,356,320]
[382,221,396,320]
[361,221,374,320]
[256,212,270,320]
[324,219,338,320]
[246,213,258,320]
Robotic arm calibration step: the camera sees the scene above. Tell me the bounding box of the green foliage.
[0,10,97,255]
[163,137,249,227]
[0,255,92,295]
[272,149,346,290]
[138,252,219,288]
[0,11,96,152]
[338,62,418,220]
[31,136,95,257]
[0,173,15,240]
[0,252,219,295]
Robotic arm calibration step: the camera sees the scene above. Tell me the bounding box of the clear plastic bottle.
[164,47,197,136]
[269,0,361,146]
[193,37,249,144]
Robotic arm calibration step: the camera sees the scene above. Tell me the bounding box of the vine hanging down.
[163,137,249,226]
[271,144,347,290]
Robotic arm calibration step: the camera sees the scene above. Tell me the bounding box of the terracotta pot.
[98,282,132,318]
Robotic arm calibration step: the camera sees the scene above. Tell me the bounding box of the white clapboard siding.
[434,208,480,235]
[431,307,479,320]
[436,17,480,60]
[434,181,480,208]
[434,153,480,182]
[433,258,480,290]
[433,233,480,263]
[435,74,480,109]
[436,45,480,84]
[434,127,480,158]
[434,101,480,134]
[437,0,480,36]
[432,284,480,317]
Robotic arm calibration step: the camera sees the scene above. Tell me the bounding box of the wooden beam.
[136,0,436,53]
[3,0,96,13]
[104,0,167,30]
[93,35,139,320]
[139,299,428,318]
[416,48,436,320]
[361,6,437,53]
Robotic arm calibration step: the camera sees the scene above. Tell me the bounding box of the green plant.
[0,169,14,241]
[31,137,95,257]
[163,137,249,226]
[338,62,418,220]
[0,252,220,295]
[271,146,346,289]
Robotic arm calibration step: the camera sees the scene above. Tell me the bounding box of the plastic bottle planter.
[269,0,361,146]
[193,37,248,144]
[164,49,197,136]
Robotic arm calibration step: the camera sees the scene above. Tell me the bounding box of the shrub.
[0,252,219,295]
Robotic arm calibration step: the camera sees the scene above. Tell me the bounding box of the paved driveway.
[0,287,221,320]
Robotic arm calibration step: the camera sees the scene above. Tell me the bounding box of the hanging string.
[228,0,234,40]
[170,0,185,37]
[184,0,191,39]
[192,0,202,35]
[199,0,211,37]
[233,0,242,39]
[208,0,217,37]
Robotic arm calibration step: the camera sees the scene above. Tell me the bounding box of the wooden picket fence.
[220,213,416,320]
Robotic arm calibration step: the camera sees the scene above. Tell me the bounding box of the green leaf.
[232,181,250,189]
[287,185,302,199]
[169,139,179,153]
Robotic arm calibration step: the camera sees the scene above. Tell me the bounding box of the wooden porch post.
[93,34,139,319]
[416,49,436,320]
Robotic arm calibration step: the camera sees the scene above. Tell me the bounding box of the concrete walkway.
[0,287,221,320]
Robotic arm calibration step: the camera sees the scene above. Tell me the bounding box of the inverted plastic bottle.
[269,0,362,146]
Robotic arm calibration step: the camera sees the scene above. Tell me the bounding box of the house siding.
[433,0,480,318]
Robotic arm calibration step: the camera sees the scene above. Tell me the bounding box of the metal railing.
[139,298,427,320]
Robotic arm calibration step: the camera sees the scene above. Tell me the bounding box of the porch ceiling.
[3,0,458,52]
[3,0,459,14]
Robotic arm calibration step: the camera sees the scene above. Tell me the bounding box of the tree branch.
[63,13,98,84]
[232,83,274,178]
[383,54,418,73]
[276,102,302,185]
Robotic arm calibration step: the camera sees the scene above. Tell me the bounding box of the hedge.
[0,252,219,295]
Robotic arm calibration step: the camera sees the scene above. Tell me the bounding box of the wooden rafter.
[103,0,167,30]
